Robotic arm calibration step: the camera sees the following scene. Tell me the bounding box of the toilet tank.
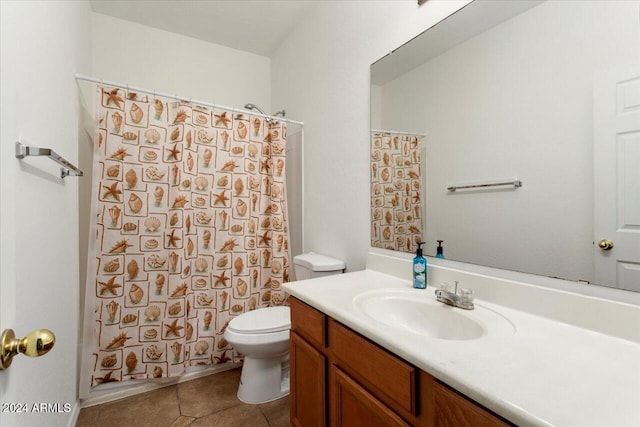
[293,252,345,280]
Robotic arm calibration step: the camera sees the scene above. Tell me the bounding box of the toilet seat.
[224,328,290,348]
[227,306,290,334]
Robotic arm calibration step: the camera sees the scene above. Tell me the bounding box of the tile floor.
[75,368,289,427]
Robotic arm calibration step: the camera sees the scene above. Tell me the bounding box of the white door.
[0,122,81,426]
[594,63,640,291]
[1,2,85,426]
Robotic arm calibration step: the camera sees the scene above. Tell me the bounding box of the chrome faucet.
[434,281,474,310]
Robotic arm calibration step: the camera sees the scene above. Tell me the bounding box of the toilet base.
[237,353,290,404]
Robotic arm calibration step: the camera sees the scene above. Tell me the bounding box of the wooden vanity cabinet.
[290,297,512,427]
[290,297,328,427]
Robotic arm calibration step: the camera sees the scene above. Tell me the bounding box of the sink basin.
[353,289,515,340]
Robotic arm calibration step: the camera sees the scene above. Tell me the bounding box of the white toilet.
[224,252,345,404]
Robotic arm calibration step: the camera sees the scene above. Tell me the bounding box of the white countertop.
[283,269,640,427]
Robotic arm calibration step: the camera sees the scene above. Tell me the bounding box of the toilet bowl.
[224,252,345,404]
[224,306,291,404]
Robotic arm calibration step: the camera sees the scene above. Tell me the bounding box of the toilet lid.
[227,306,291,334]
[293,252,345,271]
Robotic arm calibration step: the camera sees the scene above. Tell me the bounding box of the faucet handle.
[453,280,459,295]
[460,288,473,305]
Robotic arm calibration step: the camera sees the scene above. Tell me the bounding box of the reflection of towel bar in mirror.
[447,180,522,192]
[15,141,83,179]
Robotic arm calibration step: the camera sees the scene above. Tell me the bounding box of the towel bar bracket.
[15,141,83,179]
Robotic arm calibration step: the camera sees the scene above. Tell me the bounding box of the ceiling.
[90,0,320,57]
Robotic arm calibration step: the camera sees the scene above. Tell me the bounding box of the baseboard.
[80,362,242,408]
[67,400,81,427]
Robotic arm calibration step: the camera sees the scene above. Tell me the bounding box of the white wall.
[0,1,91,426]
[271,0,470,271]
[379,1,640,283]
[91,13,271,108]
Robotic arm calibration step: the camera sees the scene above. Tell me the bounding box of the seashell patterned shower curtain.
[371,131,423,253]
[85,86,291,386]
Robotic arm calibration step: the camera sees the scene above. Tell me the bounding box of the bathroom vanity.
[283,253,640,426]
[289,297,510,426]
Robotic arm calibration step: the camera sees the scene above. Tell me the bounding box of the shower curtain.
[371,131,423,253]
[86,86,291,385]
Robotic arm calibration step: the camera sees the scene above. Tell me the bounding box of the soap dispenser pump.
[413,242,427,289]
[436,240,445,259]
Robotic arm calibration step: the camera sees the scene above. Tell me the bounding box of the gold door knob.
[598,239,614,250]
[0,328,55,370]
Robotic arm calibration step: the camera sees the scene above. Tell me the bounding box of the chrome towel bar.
[15,141,83,179]
[447,179,522,192]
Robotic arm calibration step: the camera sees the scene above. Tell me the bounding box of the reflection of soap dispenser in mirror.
[436,240,445,259]
[413,242,427,289]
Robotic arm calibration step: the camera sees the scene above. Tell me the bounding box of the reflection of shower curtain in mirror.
[371,132,423,253]
[85,86,291,385]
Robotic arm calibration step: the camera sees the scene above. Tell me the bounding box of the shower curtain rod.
[75,74,304,126]
[371,129,426,137]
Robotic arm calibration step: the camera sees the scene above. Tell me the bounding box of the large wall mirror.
[370,0,640,292]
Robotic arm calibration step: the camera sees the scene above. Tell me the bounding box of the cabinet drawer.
[433,381,512,427]
[329,319,416,417]
[291,297,326,349]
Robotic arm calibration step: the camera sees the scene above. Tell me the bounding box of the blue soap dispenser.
[436,240,445,259]
[413,242,427,289]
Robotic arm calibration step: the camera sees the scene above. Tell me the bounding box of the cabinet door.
[291,331,326,427]
[330,366,410,427]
